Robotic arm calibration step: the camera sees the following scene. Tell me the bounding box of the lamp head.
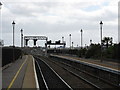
[12,21,15,25]
[0,2,2,9]
[21,29,23,32]
[81,29,83,32]
[0,2,2,6]
[100,21,103,25]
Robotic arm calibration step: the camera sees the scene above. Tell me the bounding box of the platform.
[50,54,120,73]
[2,55,38,89]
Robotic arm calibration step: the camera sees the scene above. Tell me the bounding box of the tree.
[102,37,113,48]
[85,44,101,58]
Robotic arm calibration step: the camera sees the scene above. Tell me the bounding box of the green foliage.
[78,48,87,57]
[84,43,119,60]
[102,46,114,58]
[85,44,101,58]
[47,39,120,61]
[83,37,119,60]
[69,49,78,55]
[102,37,113,48]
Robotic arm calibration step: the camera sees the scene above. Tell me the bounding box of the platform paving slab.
[22,55,36,88]
[52,54,120,71]
[2,55,37,89]
[2,55,27,88]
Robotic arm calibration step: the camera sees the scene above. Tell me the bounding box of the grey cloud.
[5,3,35,17]
[5,2,64,17]
[95,11,117,22]
[2,1,118,46]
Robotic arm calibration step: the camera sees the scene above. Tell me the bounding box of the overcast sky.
[0,0,119,47]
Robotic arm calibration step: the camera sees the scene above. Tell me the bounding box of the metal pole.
[0,2,2,43]
[69,34,71,49]
[24,37,25,47]
[45,38,48,56]
[100,21,102,62]
[0,2,2,89]
[21,29,23,47]
[12,21,15,62]
[100,21,103,62]
[22,34,23,47]
[12,21,15,47]
[13,26,14,46]
[13,25,14,46]
[72,42,73,49]
[101,25,102,46]
[62,37,64,43]
[81,29,83,48]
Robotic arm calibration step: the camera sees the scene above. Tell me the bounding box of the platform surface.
[51,54,120,72]
[2,55,36,89]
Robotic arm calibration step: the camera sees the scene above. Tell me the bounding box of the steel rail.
[35,60,49,90]
[39,58,73,90]
[48,58,101,90]
[35,56,73,90]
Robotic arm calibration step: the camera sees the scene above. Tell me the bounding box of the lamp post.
[0,2,2,9]
[12,21,15,47]
[0,2,2,90]
[45,38,48,56]
[100,21,103,62]
[100,21,103,46]
[12,21,15,62]
[21,29,23,47]
[72,42,73,49]
[90,39,92,45]
[62,37,64,43]
[80,29,83,48]
[69,34,71,49]
[0,2,2,40]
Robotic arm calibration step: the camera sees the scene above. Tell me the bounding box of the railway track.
[35,57,72,90]
[35,56,102,89]
[39,55,119,89]
[34,55,119,89]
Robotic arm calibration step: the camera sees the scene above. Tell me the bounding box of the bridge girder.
[24,36,48,40]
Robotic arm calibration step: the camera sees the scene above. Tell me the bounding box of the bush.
[85,44,101,59]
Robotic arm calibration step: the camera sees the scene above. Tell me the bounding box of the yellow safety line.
[7,55,28,90]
